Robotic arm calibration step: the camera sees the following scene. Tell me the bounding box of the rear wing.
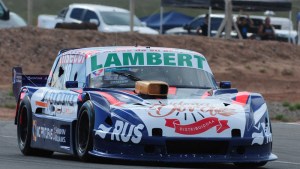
[12,67,48,101]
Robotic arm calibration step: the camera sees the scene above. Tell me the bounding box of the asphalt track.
[0,121,299,169]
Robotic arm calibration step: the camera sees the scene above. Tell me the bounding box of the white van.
[0,0,27,28]
[38,3,158,34]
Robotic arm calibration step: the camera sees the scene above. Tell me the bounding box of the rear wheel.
[17,98,53,156]
[234,161,267,168]
[75,101,95,161]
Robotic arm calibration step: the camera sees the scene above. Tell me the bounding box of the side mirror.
[89,19,100,26]
[66,81,78,88]
[219,81,231,89]
[1,10,10,20]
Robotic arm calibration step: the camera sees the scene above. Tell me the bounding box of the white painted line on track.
[275,122,300,126]
[273,161,300,165]
[0,135,16,139]
[285,123,300,126]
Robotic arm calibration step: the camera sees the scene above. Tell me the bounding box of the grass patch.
[274,114,289,122]
[8,90,14,97]
[294,103,300,110]
[3,104,16,109]
[288,105,296,111]
[283,102,300,111]
[282,101,290,107]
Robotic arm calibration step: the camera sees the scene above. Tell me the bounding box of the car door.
[31,55,80,120]
[82,9,100,24]
[68,7,85,23]
[29,55,80,152]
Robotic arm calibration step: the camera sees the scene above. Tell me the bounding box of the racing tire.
[75,101,95,162]
[17,97,53,156]
[234,161,267,168]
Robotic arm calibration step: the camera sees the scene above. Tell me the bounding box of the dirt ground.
[1,27,300,121]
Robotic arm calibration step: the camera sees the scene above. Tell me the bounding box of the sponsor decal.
[35,101,48,108]
[92,68,104,77]
[251,121,272,145]
[32,120,67,143]
[165,117,229,135]
[41,91,78,116]
[148,102,236,118]
[44,92,77,106]
[95,120,144,144]
[89,52,207,72]
[59,54,85,64]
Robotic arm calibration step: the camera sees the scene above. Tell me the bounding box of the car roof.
[61,46,205,59]
[69,3,129,13]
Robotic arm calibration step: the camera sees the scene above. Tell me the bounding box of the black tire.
[17,97,53,156]
[234,161,267,168]
[75,101,95,161]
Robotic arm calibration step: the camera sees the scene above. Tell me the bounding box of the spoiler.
[12,67,48,101]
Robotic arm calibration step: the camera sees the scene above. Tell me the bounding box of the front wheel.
[17,98,53,156]
[75,101,95,161]
[234,161,267,168]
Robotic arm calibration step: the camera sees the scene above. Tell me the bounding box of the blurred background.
[3,0,300,28]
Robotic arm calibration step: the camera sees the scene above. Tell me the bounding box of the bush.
[288,105,296,111]
[282,101,290,107]
[295,103,300,110]
[274,114,288,122]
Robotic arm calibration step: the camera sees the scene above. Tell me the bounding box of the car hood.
[91,88,251,138]
[102,25,158,34]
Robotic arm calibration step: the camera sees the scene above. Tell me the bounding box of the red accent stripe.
[235,92,250,106]
[168,87,177,95]
[73,89,83,94]
[201,91,210,99]
[15,91,26,120]
[121,90,135,95]
[97,92,124,106]
[20,92,25,100]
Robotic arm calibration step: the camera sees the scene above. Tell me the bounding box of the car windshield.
[100,11,142,26]
[89,66,217,89]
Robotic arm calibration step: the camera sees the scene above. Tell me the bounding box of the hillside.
[1,27,300,103]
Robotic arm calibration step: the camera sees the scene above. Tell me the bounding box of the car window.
[58,7,69,19]
[51,59,71,89]
[0,2,4,18]
[70,62,86,88]
[70,8,84,21]
[100,12,142,26]
[83,10,99,23]
[90,66,217,89]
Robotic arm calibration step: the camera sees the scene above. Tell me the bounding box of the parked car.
[166,13,297,43]
[38,3,158,34]
[0,0,27,28]
[165,14,224,36]
[13,46,277,167]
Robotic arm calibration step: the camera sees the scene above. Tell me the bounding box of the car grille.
[166,140,229,155]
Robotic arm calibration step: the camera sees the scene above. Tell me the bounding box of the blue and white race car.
[13,46,277,167]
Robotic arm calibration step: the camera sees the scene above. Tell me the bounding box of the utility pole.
[215,0,242,39]
[224,0,232,39]
[27,0,32,26]
[130,0,135,33]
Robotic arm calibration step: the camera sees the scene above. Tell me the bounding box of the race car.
[12,46,277,167]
